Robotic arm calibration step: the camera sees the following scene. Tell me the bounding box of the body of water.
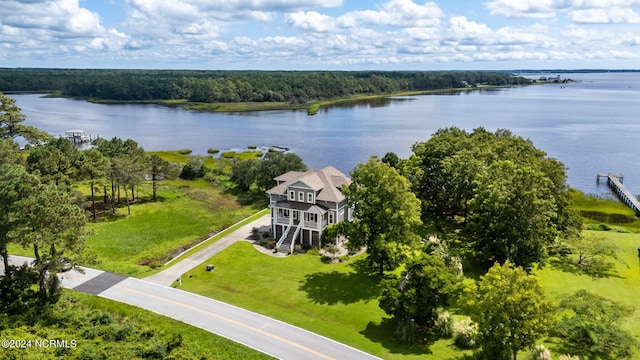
[11,72,640,196]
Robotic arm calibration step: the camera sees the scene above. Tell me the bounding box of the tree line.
[0,68,531,104]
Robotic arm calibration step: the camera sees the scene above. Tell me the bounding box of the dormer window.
[298,191,304,202]
[289,190,295,201]
[307,192,313,203]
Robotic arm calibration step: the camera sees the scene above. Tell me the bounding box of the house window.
[307,192,313,203]
[298,191,304,202]
[283,209,290,217]
[289,190,295,201]
[328,212,334,224]
[305,213,317,223]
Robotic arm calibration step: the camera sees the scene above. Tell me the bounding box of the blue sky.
[1,0,639,70]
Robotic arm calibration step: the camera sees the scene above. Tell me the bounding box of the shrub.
[394,318,418,345]
[608,213,634,223]
[526,344,551,360]
[306,247,321,256]
[434,310,454,338]
[558,355,579,360]
[207,148,220,154]
[248,145,257,149]
[177,149,192,155]
[453,317,478,349]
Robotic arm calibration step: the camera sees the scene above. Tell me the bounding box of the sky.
[0,0,639,70]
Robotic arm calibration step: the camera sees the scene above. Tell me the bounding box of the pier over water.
[597,173,640,216]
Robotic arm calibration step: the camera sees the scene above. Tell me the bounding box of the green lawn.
[179,242,469,360]
[179,230,640,360]
[535,230,640,358]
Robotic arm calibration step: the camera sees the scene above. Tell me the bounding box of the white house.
[266,166,351,253]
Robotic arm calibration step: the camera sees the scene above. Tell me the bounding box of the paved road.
[8,255,380,360]
[145,214,271,286]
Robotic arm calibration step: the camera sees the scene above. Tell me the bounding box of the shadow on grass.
[298,258,381,305]
[360,318,434,357]
[549,256,623,279]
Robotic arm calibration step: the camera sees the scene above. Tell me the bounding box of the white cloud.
[2,0,107,37]
[285,11,336,33]
[487,0,640,21]
[286,0,445,33]
[0,0,129,63]
[345,0,445,27]
[570,8,640,23]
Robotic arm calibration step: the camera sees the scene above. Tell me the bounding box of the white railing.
[290,226,302,254]
[276,224,293,249]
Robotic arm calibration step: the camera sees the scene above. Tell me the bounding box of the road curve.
[7,255,380,360]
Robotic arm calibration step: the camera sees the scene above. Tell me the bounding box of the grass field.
[8,177,258,277]
[179,242,471,359]
[535,229,640,358]
[177,190,640,359]
[84,179,258,276]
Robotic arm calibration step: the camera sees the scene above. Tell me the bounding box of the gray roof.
[266,166,350,203]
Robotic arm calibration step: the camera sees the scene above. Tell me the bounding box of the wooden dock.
[597,173,640,216]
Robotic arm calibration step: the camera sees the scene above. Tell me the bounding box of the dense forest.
[0,69,531,104]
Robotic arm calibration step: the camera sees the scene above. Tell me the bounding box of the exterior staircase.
[277,225,299,254]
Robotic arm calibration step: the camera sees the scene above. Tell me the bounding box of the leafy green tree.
[554,290,638,359]
[0,92,50,143]
[0,138,23,166]
[342,157,422,275]
[180,156,207,180]
[26,139,78,187]
[255,151,306,190]
[565,233,624,268]
[9,182,87,304]
[407,127,580,267]
[381,151,400,169]
[464,261,554,360]
[379,253,459,340]
[78,148,110,220]
[112,156,145,215]
[148,154,179,201]
[0,164,40,276]
[230,158,259,191]
[405,127,474,223]
[93,137,146,210]
[467,160,558,269]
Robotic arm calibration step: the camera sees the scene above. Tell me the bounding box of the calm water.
[11,72,640,196]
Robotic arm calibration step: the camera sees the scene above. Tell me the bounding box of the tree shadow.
[549,256,623,279]
[360,318,434,356]
[298,258,381,305]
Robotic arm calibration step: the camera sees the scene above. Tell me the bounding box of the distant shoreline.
[13,84,526,116]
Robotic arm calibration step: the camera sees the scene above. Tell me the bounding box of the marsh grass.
[570,189,640,230]
[10,178,258,277]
